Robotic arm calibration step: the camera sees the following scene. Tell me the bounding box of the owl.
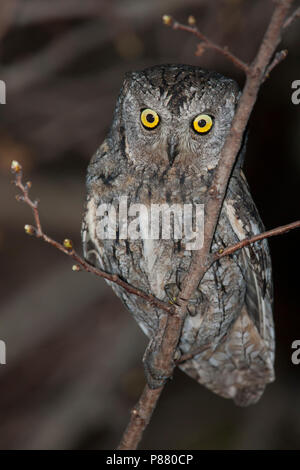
[82,64,275,407]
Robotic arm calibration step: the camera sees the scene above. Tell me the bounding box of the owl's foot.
[143,339,175,389]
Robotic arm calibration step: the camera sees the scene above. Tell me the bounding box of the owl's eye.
[192,114,213,134]
[140,108,160,129]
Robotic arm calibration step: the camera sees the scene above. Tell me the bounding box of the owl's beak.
[167,136,179,166]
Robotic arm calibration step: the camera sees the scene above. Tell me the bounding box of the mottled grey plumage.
[82,64,275,406]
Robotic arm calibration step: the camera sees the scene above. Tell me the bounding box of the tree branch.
[162,14,250,74]
[283,5,300,29]
[11,161,174,315]
[212,220,300,263]
[117,385,163,450]
[263,48,288,81]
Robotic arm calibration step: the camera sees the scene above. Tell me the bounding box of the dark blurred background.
[0,0,299,450]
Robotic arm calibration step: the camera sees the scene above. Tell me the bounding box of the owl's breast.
[85,168,251,348]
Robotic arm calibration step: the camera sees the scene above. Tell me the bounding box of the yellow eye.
[192,114,213,134]
[140,108,160,129]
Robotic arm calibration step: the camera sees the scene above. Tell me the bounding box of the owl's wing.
[81,139,114,271]
[224,170,274,357]
[81,202,102,269]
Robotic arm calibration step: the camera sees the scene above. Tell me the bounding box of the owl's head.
[110,64,240,173]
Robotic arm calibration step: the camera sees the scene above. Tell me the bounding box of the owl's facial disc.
[119,65,240,171]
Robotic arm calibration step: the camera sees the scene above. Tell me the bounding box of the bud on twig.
[24,224,35,235]
[72,264,80,272]
[11,160,22,173]
[195,43,206,56]
[188,15,196,26]
[63,238,73,250]
[162,15,173,26]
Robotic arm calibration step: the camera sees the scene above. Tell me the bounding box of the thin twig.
[212,220,300,262]
[162,15,250,74]
[263,49,288,81]
[11,161,174,315]
[283,5,300,29]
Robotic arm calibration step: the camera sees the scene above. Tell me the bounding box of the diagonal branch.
[263,48,288,81]
[283,5,300,29]
[212,220,300,263]
[162,14,250,74]
[11,161,174,315]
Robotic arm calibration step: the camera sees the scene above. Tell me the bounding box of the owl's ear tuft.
[223,80,241,111]
[234,90,242,108]
[123,70,140,86]
[228,79,241,108]
[121,74,132,93]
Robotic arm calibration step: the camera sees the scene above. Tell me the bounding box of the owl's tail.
[234,384,265,407]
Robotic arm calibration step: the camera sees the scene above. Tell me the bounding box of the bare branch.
[283,5,300,29]
[11,161,174,315]
[163,8,300,80]
[118,385,163,450]
[162,15,250,74]
[263,49,288,81]
[212,221,300,262]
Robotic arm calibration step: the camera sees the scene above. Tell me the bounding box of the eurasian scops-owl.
[82,64,275,406]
